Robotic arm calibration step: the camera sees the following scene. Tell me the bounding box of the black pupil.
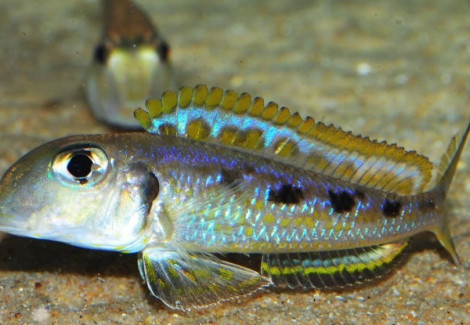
[158,41,170,61]
[67,152,93,178]
[93,43,108,64]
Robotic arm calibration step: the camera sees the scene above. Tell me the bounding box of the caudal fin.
[433,119,470,265]
[436,120,470,194]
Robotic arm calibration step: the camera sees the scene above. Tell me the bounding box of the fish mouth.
[0,207,114,249]
[0,209,33,237]
[0,211,77,243]
[0,204,53,239]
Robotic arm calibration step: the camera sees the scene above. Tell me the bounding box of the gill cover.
[0,136,157,252]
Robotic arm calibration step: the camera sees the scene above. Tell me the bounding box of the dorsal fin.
[135,85,433,195]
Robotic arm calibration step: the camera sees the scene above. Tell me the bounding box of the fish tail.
[432,119,470,265]
[436,120,470,194]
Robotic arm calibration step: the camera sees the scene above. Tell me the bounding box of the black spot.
[244,165,256,175]
[328,189,355,213]
[143,172,159,203]
[420,199,436,211]
[220,169,240,186]
[354,190,366,200]
[268,184,304,205]
[93,43,109,64]
[67,152,93,179]
[158,40,170,61]
[382,199,402,217]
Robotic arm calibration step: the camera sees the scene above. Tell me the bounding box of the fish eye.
[157,40,170,61]
[67,152,93,178]
[93,43,109,64]
[52,146,109,187]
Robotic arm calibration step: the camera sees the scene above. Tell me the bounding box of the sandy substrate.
[0,0,469,324]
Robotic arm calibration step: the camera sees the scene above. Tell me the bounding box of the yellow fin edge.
[135,85,434,195]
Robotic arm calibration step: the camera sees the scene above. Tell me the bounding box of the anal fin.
[138,247,271,311]
[261,242,408,290]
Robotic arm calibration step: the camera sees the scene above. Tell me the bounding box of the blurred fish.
[0,85,468,311]
[85,0,175,128]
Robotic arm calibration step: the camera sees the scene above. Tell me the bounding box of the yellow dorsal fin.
[134,85,433,195]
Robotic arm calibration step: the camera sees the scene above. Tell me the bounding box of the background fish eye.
[93,42,110,65]
[52,146,109,187]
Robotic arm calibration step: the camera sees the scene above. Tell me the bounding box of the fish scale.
[145,138,435,253]
[0,85,468,311]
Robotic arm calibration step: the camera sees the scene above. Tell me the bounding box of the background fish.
[0,85,468,311]
[85,0,176,128]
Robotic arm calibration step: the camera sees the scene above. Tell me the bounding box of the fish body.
[85,0,175,128]
[0,85,468,311]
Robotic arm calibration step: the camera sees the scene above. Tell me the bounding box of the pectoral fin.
[261,241,408,290]
[138,247,271,311]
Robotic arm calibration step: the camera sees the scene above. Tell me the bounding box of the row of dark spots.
[382,198,436,218]
[223,168,437,219]
[328,190,438,218]
[328,188,404,218]
[327,189,407,219]
[268,183,408,219]
[267,183,363,214]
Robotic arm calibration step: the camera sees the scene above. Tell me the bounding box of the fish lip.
[0,209,59,239]
[0,226,23,234]
[0,212,25,233]
[0,221,80,243]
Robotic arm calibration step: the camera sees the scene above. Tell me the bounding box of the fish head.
[85,41,175,128]
[0,135,156,252]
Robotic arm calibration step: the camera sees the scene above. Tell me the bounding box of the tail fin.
[436,121,470,194]
[433,120,470,265]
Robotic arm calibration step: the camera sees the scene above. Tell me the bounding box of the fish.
[0,85,468,311]
[85,0,175,128]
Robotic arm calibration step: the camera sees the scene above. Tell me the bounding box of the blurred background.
[0,1,469,323]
